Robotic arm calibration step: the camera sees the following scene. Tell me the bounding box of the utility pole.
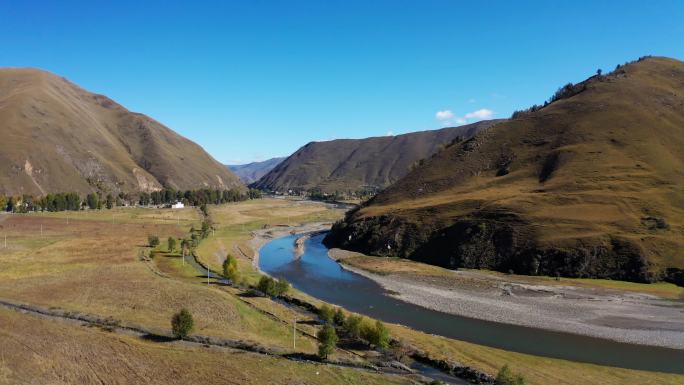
[293,316,297,350]
[40,224,43,237]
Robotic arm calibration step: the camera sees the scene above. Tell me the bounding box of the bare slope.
[253,120,499,193]
[228,157,285,184]
[0,68,242,196]
[325,57,684,284]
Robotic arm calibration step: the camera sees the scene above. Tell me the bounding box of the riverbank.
[329,249,684,350]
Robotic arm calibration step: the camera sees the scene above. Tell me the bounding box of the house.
[171,202,185,209]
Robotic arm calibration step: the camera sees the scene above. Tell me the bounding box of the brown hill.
[325,57,684,285]
[0,68,242,196]
[252,120,499,193]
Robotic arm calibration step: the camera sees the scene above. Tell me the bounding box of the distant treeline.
[0,188,262,213]
[273,187,377,202]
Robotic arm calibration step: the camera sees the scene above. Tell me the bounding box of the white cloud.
[464,108,494,120]
[434,107,494,127]
[386,130,394,136]
[435,110,454,121]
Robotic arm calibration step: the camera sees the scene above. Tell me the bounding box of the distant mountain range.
[252,120,500,194]
[325,56,684,285]
[0,68,243,196]
[227,157,286,184]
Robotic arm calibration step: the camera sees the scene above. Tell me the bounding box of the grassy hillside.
[0,68,243,196]
[227,157,286,183]
[325,56,684,284]
[253,120,500,193]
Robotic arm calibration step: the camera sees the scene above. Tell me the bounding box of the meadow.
[1,199,682,385]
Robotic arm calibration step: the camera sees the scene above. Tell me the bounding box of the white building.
[171,202,185,209]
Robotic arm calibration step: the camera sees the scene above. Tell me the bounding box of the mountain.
[325,56,684,285]
[227,157,286,184]
[0,68,243,196]
[252,120,500,193]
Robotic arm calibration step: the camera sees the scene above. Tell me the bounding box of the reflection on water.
[259,233,684,374]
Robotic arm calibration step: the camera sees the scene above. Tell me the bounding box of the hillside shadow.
[141,333,176,343]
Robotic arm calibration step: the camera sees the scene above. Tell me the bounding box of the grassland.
[1,199,683,385]
[329,57,684,282]
[0,307,406,385]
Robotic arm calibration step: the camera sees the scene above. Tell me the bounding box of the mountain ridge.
[253,120,500,194]
[324,56,684,285]
[0,67,243,196]
[227,157,286,184]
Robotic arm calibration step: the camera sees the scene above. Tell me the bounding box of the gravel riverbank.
[329,249,684,350]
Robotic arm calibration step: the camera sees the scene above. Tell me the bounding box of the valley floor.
[331,249,684,350]
[1,200,683,385]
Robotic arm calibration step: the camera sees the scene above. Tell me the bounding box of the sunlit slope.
[253,120,499,193]
[0,68,243,195]
[326,57,684,284]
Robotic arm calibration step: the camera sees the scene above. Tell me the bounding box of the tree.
[171,308,194,339]
[86,193,99,210]
[318,304,335,323]
[333,308,346,326]
[596,68,602,76]
[200,221,210,239]
[167,237,176,252]
[148,235,160,248]
[316,324,338,360]
[362,320,390,350]
[496,365,525,385]
[222,254,239,282]
[274,278,289,296]
[0,196,6,212]
[344,315,363,339]
[257,276,276,296]
[105,194,114,209]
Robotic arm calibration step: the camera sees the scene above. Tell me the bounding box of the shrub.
[148,235,160,248]
[257,276,289,296]
[496,365,525,385]
[171,308,194,339]
[317,324,338,360]
[333,307,346,326]
[167,237,176,252]
[222,254,239,282]
[344,315,363,339]
[318,304,335,323]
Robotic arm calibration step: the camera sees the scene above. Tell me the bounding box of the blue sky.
[1,1,683,164]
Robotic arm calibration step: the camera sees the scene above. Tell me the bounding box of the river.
[259,232,684,374]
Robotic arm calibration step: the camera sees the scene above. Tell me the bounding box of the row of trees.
[316,304,390,359]
[1,188,262,213]
[138,187,261,207]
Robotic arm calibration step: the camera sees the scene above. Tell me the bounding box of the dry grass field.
[0,308,407,385]
[2,199,683,385]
